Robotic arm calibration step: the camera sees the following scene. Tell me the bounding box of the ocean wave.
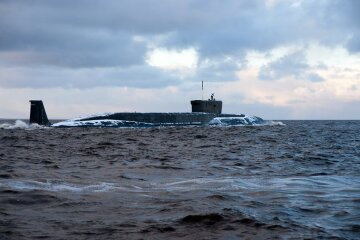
[2,175,358,194]
[164,175,360,190]
[0,120,47,130]
[209,116,285,126]
[0,180,125,193]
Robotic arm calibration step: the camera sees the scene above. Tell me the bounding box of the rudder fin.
[29,100,51,126]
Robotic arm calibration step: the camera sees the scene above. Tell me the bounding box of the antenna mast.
[202,81,204,100]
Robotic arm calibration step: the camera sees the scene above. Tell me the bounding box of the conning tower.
[191,93,222,115]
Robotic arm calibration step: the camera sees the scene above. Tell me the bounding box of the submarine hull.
[80,112,218,124]
[50,112,265,128]
[29,98,267,127]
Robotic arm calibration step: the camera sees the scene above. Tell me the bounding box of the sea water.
[0,120,359,239]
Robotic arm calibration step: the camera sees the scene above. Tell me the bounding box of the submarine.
[29,93,266,127]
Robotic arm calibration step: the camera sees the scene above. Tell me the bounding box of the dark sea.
[0,120,359,239]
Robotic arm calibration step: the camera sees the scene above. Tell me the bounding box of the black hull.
[80,112,215,124]
[79,112,246,124]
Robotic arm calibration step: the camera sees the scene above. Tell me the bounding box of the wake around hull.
[52,112,267,127]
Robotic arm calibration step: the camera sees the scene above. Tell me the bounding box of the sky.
[0,0,359,119]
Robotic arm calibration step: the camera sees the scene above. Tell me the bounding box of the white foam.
[263,120,286,126]
[0,120,47,130]
[0,180,124,193]
[68,112,114,121]
[209,115,284,126]
[51,112,115,127]
[52,119,145,127]
[164,178,235,186]
[1,176,359,194]
[53,119,114,127]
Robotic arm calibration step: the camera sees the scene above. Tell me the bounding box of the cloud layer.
[1,0,358,69]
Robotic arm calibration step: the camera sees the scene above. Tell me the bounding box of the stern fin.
[29,100,51,126]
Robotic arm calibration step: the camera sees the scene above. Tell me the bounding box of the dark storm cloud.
[1,0,358,61]
[0,66,180,89]
[0,2,146,68]
[320,0,360,53]
[259,51,324,82]
[0,0,358,88]
[162,0,360,56]
[193,59,241,82]
[347,33,360,53]
[0,0,268,65]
